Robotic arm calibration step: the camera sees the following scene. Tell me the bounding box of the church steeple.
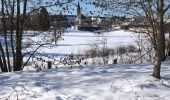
[75,1,82,26]
[77,1,81,16]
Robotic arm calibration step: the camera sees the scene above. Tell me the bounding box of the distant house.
[66,15,77,25]
[91,16,102,25]
[119,16,150,30]
[130,16,148,26]
[49,14,70,28]
[111,16,126,24]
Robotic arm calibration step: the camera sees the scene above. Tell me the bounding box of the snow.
[1,29,170,99]
[30,29,137,55]
[0,61,170,100]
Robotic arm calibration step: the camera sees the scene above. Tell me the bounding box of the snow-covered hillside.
[0,61,170,100]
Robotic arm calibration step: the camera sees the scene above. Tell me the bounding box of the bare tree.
[125,0,170,79]
[0,0,75,72]
[89,0,170,78]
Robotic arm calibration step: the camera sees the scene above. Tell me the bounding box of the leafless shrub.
[116,46,127,55]
[127,44,137,53]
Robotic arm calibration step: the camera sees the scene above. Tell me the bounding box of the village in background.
[1,2,170,33]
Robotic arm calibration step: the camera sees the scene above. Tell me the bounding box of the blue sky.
[44,0,115,17]
[0,0,119,17]
[46,1,96,16]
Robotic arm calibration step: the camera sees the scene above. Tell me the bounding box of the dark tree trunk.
[1,0,11,72]
[14,0,27,71]
[14,0,22,71]
[168,32,170,56]
[10,0,16,70]
[152,0,165,78]
[0,55,5,72]
[0,44,8,72]
[158,0,165,61]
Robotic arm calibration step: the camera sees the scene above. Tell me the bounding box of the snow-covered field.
[32,28,137,55]
[1,29,170,100]
[22,29,140,68]
[0,61,170,100]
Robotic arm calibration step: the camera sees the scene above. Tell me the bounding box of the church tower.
[77,1,81,16]
[76,1,82,25]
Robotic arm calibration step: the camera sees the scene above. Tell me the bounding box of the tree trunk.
[0,55,5,72]
[1,0,11,72]
[10,0,16,70]
[152,0,165,78]
[14,0,22,71]
[153,51,161,78]
[168,32,170,56]
[0,44,8,72]
[158,0,166,61]
[14,0,27,71]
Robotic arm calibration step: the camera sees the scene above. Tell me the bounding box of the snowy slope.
[0,61,170,100]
